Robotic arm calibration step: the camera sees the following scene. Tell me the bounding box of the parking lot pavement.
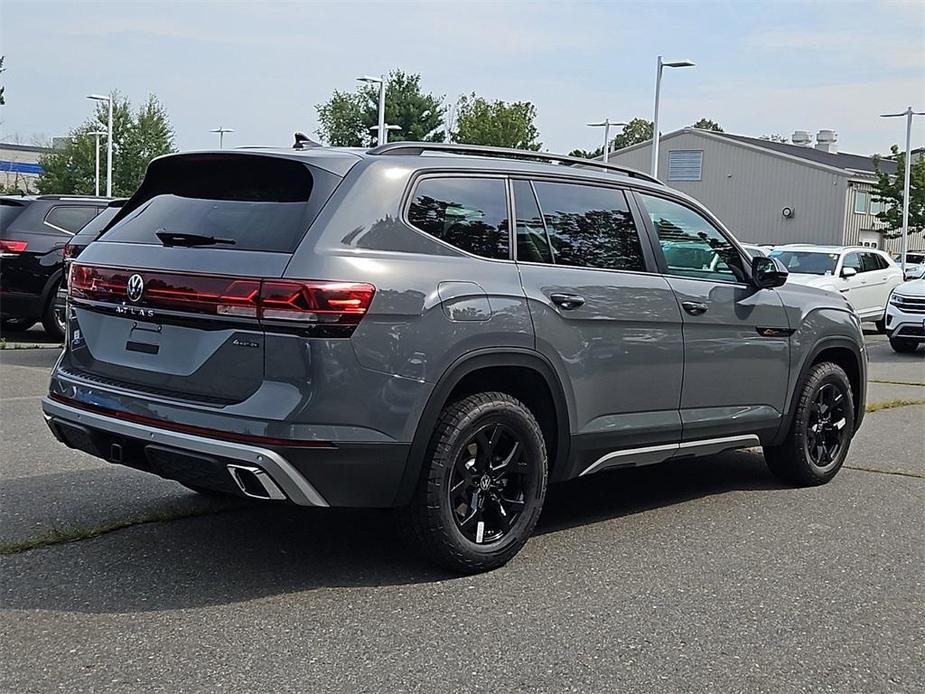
[1,337,923,693]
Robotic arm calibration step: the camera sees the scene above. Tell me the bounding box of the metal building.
[0,142,52,194]
[606,128,920,253]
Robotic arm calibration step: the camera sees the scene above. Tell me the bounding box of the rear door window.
[532,180,645,271]
[513,180,553,264]
[103,154,323,253]
[44,206,99,233]
[406,176,510,259]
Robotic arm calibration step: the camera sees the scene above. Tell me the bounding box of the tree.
[37,93,175,196]
[0,56,6,105]
[872,145,925,240]
[451,94,541,150]
[315,70,445,146]
[760,134,789,143]
[691,118,723,132]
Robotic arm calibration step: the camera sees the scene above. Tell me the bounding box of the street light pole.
[88,130,106,197]
[371,124,401,145]
[588,119,627,163]
[87,94,113,196]
[880,106,924,275]
[357,75,388,145]
[210,127,236,149]
[650,56,695,177]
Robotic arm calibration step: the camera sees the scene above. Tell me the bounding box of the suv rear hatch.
[62,152,361,406]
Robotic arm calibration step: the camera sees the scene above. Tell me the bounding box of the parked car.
[741,244,768,258]
[54,199,128,324]
[892,252,925,281]
[768,244,903,330]
[42,143,867,573]
[885,279,925,353]
[1,194,109,336]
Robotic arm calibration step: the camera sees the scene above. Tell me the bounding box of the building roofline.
[0,142,56,154]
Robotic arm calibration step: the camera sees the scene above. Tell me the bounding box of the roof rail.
[366,142,661,184]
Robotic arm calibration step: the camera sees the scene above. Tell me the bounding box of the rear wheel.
[400,392,548,574]
[764,362,855,486]
[41,283,66,340]
[889,337,920,353]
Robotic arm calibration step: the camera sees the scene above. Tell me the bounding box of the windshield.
[769,250,839,275]
[72,206,121,241]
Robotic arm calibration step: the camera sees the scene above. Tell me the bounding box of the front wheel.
[889,337,920,353]
[400,392,548,574]
[764,362,855,486]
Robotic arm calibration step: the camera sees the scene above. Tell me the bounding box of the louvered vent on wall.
[667,150,703,181]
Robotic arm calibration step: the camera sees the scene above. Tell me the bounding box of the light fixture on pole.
[357,75,387,145]
[588,119,627,163]
[650,56,695,177]
[880,106,924,276]
[87,94,113,197]
[210,127,236,149]
[370,124,401,145]
[87,130,107,197]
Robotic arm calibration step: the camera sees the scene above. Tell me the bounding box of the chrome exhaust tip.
[226,464,287,501]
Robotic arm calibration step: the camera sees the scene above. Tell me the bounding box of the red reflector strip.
[68,264,375,325]
[0,240,28,253]
[49,392,336,448]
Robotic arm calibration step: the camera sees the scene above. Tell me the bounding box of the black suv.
[1,195,109,337]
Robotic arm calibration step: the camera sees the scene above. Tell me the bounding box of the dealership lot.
[1,333,922,693]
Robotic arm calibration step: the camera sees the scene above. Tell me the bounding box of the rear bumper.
[42,397,412,508]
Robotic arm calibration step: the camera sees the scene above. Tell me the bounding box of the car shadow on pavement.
[0,450,783,615]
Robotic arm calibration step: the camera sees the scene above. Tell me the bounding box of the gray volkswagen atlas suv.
[43,142,867,573]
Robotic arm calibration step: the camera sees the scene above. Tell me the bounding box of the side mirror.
[841,266,857,278]
[752,256,788,289]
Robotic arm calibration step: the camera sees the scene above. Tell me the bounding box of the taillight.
[259,281,375,324]
[67,264,375,330]
[0,240,28,254]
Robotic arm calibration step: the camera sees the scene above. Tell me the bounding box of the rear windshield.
[103,154,320,253]
[72,206,121,242]
[0,200,28,233]
[769,250,839,275]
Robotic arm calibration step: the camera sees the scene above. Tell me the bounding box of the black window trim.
[401,171,515,263]
[631,189,754,288]
[509,175,658,276]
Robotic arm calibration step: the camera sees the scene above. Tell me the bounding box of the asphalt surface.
[1,331,923,693]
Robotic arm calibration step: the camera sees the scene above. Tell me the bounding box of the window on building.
[667,150,703,182]
[44,206,99,233]
[854,191,870,214]
[531,181,644,271]
[513,180,553,264]
[639,193,747,283]
[407,177,510,259]
[869,197,883,216]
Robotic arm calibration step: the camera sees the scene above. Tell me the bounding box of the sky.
[1,0,923,157]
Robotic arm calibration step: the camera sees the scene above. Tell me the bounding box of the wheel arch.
[392,348,573,506]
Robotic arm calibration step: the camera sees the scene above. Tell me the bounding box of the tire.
[889,337,920,354]
[399,392,548,574]
[0,317,35,332]
[764,362,855,486]
[41,284,66,340]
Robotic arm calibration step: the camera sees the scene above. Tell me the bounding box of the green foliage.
[36,93,175,196]
[570,117,654,159]
[691,118,723,132]
[451,94,541,150]
[315,70,445,146]
[873,145,925,239]
[760,134,790,143]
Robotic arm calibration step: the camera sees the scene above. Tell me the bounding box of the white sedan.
[769,245,904,329]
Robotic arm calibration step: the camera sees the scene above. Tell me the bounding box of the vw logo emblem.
[126,274,145,303]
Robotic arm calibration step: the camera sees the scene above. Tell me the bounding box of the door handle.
[681,301,708,315]
[550,293,585,310]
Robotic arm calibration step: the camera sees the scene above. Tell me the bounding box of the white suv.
[885,279,925,353]
[769,245,904,329]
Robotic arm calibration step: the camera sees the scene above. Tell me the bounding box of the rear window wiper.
[155,230,236,247]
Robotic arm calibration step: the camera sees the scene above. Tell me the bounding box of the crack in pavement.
[844,465,924,480]
[868,379,925,387]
